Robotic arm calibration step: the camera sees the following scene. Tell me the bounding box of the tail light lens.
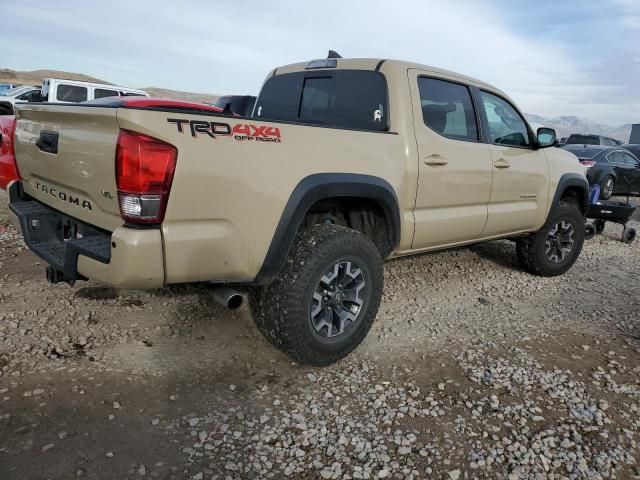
[580,160,596,171]
[116,130,177,224]
[0,117,20,190]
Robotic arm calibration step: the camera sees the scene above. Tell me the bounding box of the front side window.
[417,77,478,141]
[480,91,530,147]
[94,88,119,99]
[255,70,388,131]
[56,84,88,103]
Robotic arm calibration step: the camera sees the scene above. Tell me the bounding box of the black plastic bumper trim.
[8,182,111,284]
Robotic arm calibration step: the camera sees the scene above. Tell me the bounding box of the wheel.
[516,201,585,276]
[593,219,606,234]
[584,223,596,240]
[249,224,383,366]
[600,176,615,200]
[622,227,636,244]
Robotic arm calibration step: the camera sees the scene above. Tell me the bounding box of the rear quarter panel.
[115,109,413,283]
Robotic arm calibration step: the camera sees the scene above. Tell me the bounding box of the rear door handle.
[424,155,448,166]
[494,159,511,169]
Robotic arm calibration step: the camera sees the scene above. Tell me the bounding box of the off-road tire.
[516,201,585,277]
[249,224,384,366]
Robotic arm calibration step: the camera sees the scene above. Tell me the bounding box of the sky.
[1,0,639,125]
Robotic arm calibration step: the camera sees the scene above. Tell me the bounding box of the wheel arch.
[253,173,401,285]
[552,173,589,215]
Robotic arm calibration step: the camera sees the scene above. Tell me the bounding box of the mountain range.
[524,114,633,143]
[0,68,635,142]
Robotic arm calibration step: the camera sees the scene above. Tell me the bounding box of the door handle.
[494,159,510,169]
[424,155,448,166]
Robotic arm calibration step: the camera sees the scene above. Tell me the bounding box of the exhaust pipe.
[212,287,243,309]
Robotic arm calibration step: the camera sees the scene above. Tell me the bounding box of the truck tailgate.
[14,105,122,232]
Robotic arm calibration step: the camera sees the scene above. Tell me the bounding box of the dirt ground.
[0,190,638,480]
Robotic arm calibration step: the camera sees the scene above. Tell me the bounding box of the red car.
[0,115,19,190]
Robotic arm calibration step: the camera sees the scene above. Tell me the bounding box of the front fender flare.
[552,173,589,215]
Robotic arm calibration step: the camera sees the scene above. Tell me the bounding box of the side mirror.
[536,127,556,148]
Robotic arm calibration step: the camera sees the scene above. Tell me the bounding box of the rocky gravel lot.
[0,190,639,480]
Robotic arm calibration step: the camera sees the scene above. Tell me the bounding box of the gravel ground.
[0,189,639,480]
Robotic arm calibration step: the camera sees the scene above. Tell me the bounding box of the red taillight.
[0,116,20,190]
[115,129,177,224]
[580,160,596,170]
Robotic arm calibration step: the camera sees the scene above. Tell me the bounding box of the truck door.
[408,70,493,248]
[477,90,549,235]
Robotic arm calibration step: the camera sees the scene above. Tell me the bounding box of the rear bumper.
[8,182,164,289]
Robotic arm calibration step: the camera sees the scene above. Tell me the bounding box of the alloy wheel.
[544,220,575,263]
[603,178,614,198]
[310,261,366,338]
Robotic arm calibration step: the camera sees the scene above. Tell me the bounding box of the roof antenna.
[327,50,342,59]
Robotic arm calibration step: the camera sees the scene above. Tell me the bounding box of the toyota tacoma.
[7,55,588,366]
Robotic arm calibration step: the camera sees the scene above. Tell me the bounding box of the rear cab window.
[417,77,478,141]
[254,70,388,131]
[566,135,600,145]
[56,84,88,103]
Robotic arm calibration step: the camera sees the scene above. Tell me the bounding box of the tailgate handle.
[36,130,59,154]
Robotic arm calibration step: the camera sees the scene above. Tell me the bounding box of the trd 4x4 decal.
[167,118,281,143]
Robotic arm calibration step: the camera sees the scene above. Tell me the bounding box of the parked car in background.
[213,95,257,116]
[41,78,148,103]
[565,134,622,146]
[561,145,640,199]
[0,83,19,93]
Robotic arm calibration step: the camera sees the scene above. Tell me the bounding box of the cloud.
[1,0,638,124]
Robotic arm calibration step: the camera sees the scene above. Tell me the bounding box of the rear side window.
[608,151,625,164]
[56,84,88,103]
[255,70,388,131]
[417,77,478,141]
[94,88,119,99]
[480,91,530,147]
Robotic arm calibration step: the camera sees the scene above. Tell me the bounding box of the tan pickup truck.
[8,55,588,365]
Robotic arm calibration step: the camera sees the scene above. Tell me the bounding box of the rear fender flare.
[253,173,400,285]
